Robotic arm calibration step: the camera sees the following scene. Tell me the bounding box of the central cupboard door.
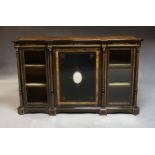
[55,48,100,105]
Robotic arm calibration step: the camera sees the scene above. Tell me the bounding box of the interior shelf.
[108,82,131,87]
[24,64,46,68]
[26,83,47,87]
[107,102,130,105]
[109,64,131,68]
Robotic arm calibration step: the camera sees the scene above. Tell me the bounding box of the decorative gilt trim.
[15,45,47,48]
[107,43,141,47]
[96,49,99,104]
[55,49,60,104]
[102,44,106,53]
[48,46,53,52]
[52,44,101,48]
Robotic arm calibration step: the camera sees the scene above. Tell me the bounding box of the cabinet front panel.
[55,48,100,105]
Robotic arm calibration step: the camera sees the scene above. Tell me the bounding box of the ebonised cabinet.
[13,36,143,115]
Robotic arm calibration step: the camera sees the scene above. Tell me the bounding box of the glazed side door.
[106,47,136,107]
[20,48,50,107]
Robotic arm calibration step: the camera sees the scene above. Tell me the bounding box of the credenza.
[13,36,143,115]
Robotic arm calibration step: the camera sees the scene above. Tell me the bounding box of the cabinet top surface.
[15,36,142,42]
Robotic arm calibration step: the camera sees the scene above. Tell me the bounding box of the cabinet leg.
[99,108,107,115]
[18,106,25,115]
[48,108,56,116]
[132,106,139,115]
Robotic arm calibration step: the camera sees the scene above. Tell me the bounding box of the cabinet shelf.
[109,64,131,68]
[25,83,47,87]
[108,82,131,87]
[24,64,46,68]
[108,102,130,105]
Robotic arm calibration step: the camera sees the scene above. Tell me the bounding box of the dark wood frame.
[13,36,142,115]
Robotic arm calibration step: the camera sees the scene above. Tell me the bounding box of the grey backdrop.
[0,26,155,77]
[0,26,155,127]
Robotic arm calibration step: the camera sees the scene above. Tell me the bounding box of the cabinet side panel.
[131,48,136,105]
[16,49,24,106]
[133,48,140,107]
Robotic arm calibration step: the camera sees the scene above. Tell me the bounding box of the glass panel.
[59,51,96,102]
[25,67,46,83]
[107,48,132,105]
[26,87,47,103]
[107,86,131,104]
[108,68,131,83]
[24,50,45,64]
[109,50,131,64]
